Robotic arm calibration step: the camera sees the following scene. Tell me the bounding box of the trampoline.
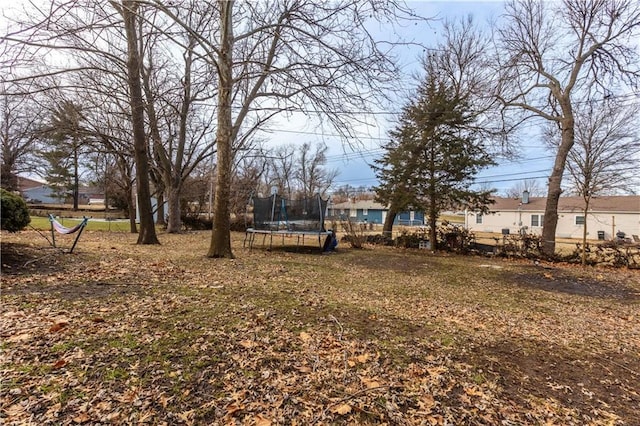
[244,194,332,250]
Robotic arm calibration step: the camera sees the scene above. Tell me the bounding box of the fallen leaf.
[72,412,90,423]
[176,409,194,423]
[419,394,436,411]
[158,395,171,409]
[225,403,245,416]
[356,353,370,363]
[121,388,137,403]
[331,403,352,415]
[254,414,272,426]
[361,376,382,389]
[49,321,69,333]
[240,339,256,349]
[299,331,311,342]
[464,386,485,397]
[52,359,67,369]
[7,333,32,343]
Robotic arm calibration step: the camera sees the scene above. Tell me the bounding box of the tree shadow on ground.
[502,265,640,300]
[1,242,68,276]
[463,339,640,422]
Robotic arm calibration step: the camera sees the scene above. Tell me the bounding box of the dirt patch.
[503,265,640,300]
[1,243,69,276]
[341,248,430,273]
[2,279,150,301]
[465,339,640,422]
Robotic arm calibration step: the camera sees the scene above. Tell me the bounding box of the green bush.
[1,188,31,232]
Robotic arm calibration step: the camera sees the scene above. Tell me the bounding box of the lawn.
[28,216,132,232]
[1,230,639,425]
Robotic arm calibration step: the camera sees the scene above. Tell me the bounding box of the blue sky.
[2,1,554,195]
[262,0,553,196]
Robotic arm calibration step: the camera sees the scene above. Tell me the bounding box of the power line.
[477,168,550,179]
[475,175,550,184]
[243,92,639,116]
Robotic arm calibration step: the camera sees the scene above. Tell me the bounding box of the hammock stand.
[48,214,89,253]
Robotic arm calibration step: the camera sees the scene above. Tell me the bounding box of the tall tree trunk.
[166,37,194,233]
[1,165,18,191]
[581,197,590,267]
[128,185,137,233]
[72,144,79,211]
[542,113,574,256]
[156,191,166,226]
[208,0,234,258]
[166,184,182,233]
[428,207,438,253]
[122,0,159,245]
[382,206,397,238]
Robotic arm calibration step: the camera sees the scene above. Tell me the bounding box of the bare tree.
[138,4,217,233]
[504,179,546,198]
[118,0,160,244]
[265,145,296,199]
[230,154,266,218]
[83,100,139,233]
[549,100,640,265]
[296,142,338,199]
[2,0,161,242]
[494,0,640,255]
[146,0,417,258]
[433,16,507,147]
[0,85,45,191]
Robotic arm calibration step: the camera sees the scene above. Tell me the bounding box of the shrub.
[395,231,423,248]
[436,221,476,253]
[230,215,250,232]
[365,234,394,246]
[181,215,212,230]
[340,219,366,248]
[1,189,31,232]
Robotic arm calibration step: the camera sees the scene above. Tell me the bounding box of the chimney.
[522,190,529,204]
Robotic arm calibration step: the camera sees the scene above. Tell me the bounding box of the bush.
[1,189,31,232]
[340,219,366,248]
[181,215,213,230]
[365,234,394,246]
[395,231,423,248]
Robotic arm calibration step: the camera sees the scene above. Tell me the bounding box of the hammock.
[48,214,89,253]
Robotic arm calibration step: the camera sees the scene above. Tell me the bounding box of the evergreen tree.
[374,70,495,250]
[42,101,87,210]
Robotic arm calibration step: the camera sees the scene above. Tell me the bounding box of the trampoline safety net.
[250,194,328,232]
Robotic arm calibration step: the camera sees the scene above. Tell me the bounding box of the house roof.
[330,195,640,214]
[490,195,640,213]
[17,176,46,191]
[330,200,387,210]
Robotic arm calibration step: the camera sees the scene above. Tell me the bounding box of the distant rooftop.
[491,195,640,213]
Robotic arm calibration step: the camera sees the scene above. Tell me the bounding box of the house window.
[475,214,483,224]
[362,208,368,216]
[350,209,356,217]
[575,215,585,225]
[531,214,544,227]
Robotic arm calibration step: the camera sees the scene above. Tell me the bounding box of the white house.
[467,194,640,240]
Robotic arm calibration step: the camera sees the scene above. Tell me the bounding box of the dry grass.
[2,229,639,425]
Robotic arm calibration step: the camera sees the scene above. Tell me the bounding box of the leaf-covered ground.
[2,230,639,425]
